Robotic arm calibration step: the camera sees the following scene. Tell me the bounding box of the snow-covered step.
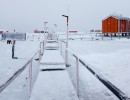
[40,65,66,70]
[46,40,58,43]
[45,41,59,50]
[45,46,59,50]
[46,42,59,47]
[29,70,79,100]
[40,50,65,65]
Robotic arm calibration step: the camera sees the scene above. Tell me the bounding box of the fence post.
[29,60,32,96]
[76,57,79,97]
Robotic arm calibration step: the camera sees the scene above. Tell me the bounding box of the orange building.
[102,15,130,34]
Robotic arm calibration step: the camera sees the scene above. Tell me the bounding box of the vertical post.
[62,15,69,67]
[39,42,42,60]
[12,40,15,58]
[29,60,32,96]
[44,22,48,41]
[54,24,57,34]
[66,16,69,66]
[76,57,79,97]
[12,40,17,59]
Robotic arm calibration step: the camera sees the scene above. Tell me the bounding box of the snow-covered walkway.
[29,70,78,100]
[40,50,65,67]
[29,40,78,100]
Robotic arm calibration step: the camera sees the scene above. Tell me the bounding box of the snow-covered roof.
[103,15,130,21]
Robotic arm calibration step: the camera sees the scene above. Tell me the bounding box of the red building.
[69,30,78,34]
[102,15,130,35]
[34,29,41,33]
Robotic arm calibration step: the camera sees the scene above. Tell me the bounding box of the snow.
[0,33,44,100]
[29,43,78,100]
[29,70,78,100]
[40,50,65,65]
[40,65,66,70]
[0,32,130,100]
[46,43,59,48]
[0,41,39,86]
[63,37,130,99]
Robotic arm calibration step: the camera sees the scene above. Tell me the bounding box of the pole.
[12,40,15,58]
[44,22,48,41]
[12,40,18,59]
[76,57,79,97]
[54,24,57,33]
[66,16,69,67]
[29,60,32,96]
[62,15,69,67]
[44,22,47,33]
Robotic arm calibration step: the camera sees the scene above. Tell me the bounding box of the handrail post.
[76,57,79,97]
[39,42,42,59]
[29,60,32,96]
[65,45,68,66]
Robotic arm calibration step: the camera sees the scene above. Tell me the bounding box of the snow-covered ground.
[0,32,130,100]
[60,35,130,100]
[0,33,44,100]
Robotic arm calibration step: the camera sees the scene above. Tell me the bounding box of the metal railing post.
[39,42,42,59]
[29,60,32,96]
[65,43,68,66]
[0,50,40,96]
[76,57,79,97]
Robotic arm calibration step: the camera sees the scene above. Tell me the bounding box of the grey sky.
[0,0,130,32]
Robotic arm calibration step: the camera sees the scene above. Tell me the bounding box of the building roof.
[103,15,130,21]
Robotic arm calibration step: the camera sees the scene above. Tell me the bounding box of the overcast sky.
[0,0,130,32]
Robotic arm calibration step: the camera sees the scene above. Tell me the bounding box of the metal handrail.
[0,50,40,93]
[60,40,130,100]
